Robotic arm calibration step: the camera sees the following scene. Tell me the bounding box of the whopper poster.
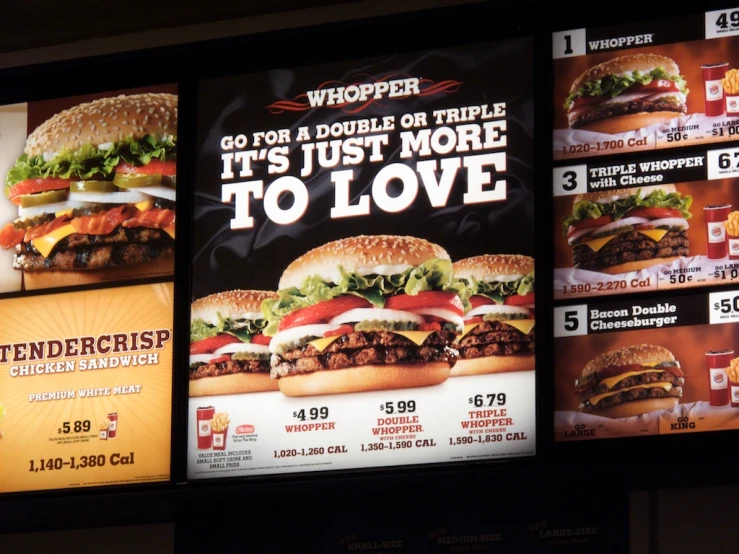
[0,85,177,494]
[187,38,535,479]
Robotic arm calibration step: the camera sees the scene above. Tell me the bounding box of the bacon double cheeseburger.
[451,254,535,375]
[261,235,465,397]
[576,344,684,418]
[190,290,279,396]
[0,93,177,290]
[564,53,688,134]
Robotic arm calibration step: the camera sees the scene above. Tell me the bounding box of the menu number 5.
[552,29,586,59]
[706,9,739,39]
[553,165,587,197]
[554,305,588,337]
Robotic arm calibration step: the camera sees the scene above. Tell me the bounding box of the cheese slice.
[637,229,668,242]
[307,335,341,352]
[55,208,74,218]
[164,224,175,239]
[33,224,76,258]
[135,201,155,212]
[458,323,481,339]
[588,382,673,406]
[502,319,535,335]
[600,369,663,389]
[582,235,617,252]
[394,330,435,346]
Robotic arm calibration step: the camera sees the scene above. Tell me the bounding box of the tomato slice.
[190,334,241,355]
[24,216,71,242]
[566,215,613,237]
[278,296,372,331]
[470,295,495,309]
[324,324,354,338]
[116,160,177,176]
[632,79,679,92]
[8,178,71,205]
[625,207,682,220]
[504,292,535,306]
[251,334,271,346]
[385,291,464,316]
[0,223,25,249]
[419,322,441,332]
[208,355,231,365]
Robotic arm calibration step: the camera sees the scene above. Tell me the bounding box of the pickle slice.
[70,181,118,193]
[113,173,163,188]
[19,190,68,208]
[12,213,54,230]
[162,175,176,188]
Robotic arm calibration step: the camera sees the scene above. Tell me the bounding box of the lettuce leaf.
[5,134,176,194]
[260,258,466,336]
[562,188,692,234]
[563,67,689,109]
[190,313,267,343]
[463,271,535,305]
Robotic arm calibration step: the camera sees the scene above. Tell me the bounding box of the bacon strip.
[0,222,25,249]
[24,216,71,242]
[122,208,175,229]
[71,206,134,235]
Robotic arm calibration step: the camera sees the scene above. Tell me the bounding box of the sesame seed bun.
[581,344,675,378]
[191,290,278,322]
[25,93,178,157]
[573,183,677,205]
[569,54,680,94]
[452,254,534,282]
[189,372,278,396]
[450,354,534,376]
[278,235,450,289]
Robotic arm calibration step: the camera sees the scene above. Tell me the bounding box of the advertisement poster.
[552,7,739,161]
[554,288,739,440]
[0,85,177,294]
[0,283,174,493]
[187,38,535,479]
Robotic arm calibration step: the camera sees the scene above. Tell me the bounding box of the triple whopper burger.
[190,290,279,396]
[576,344,684,419]
[0,93,177,290]
[451,255,535,375]
[261,235,466,397]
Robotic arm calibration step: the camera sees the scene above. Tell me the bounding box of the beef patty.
[570,96,686,129]
[453,320,535,359]
[572,230,688,271]
[190,358,270,380]
[580,384,683,412]
[577,370,685,405]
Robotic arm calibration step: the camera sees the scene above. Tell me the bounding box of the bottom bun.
[189,372,279,397]
[277,362,451,397]
[600,256,682,275]
[23,256,174,291]
[450,354,535,376]
[579,111,682,135]
[592,397,679,419]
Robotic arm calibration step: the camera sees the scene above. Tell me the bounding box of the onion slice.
[213,343,270,356]
[409,308,464,331]
[269,324,340,354]
[131,186,176,202]
[68,191,150,204]
[647,217,689,230]
[329,308,423,326]
[17,200,93,219]
[190,354,218,365]
[466,304,532,318]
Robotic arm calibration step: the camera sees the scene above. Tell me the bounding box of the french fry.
[212,412,230,432]
[727,211,739,237]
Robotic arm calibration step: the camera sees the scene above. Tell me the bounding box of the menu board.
[552,9,739,441]
[187,38,536,479]
[0,86,177,493]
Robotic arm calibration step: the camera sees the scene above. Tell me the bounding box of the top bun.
[574,183,677,204]
[570,54,680,94]
[279,235,449,290]
[582,344,675,377]
[191,289,277,323]
[25,93,178,157]
[453,254,534,282]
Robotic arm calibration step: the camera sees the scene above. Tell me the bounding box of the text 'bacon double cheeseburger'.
[576,344,684,419]
[0,93,177,290]
[563,184,692,275]
[451,255,535,375]
[564,53,688,135]
[190,290,279,396]
[261,235,466,397]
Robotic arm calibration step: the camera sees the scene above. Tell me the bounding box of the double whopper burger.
[451,254,535,375]
[0,93,177,289]
[261,235,466,397]
[189,290,279,396]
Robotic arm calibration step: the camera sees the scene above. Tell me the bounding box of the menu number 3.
[554,305,588,337]
[553,165,588,197]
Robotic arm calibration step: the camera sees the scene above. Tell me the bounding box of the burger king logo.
[712,225,723,237]
[731,99,738,109]
[200,422,209,433]
[714,373,725,384]
[710,84,720,95]
[236,424,255,434]
[732,242,739,253]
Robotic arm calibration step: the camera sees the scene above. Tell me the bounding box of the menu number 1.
[552,29,586,59]
[554,305,588,337]
[553,165,588,197]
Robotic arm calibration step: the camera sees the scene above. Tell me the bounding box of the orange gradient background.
[554,179,739,268]
[553,35,739,129]
[0,283,173,494]
[554,323,738,411]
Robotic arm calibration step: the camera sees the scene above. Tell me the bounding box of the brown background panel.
[26,84,178,137]
[554,323,738,411]
[552,35,739,130]
[554,179,739,269]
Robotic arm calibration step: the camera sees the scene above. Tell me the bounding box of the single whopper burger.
[564,53,688,134]
[563,184,692,275]
[576,344,684,418]
[0,93,177,290]
[261,235,466,397]
[190,290,279,396]
[451,255,535,375]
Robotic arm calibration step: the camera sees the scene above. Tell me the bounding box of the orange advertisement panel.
[0,283,173,493]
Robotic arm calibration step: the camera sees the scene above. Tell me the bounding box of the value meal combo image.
[0,85,177,294]
[553,23,739,159]
[187,38,536,478]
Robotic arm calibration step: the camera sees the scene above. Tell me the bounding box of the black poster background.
[192,39,533,299]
